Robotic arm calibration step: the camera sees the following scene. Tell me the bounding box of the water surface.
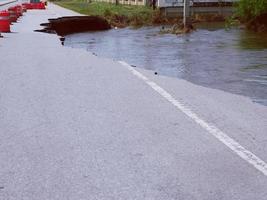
[65,25,267,105]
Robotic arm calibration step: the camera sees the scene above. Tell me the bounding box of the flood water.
[64,24,267,105]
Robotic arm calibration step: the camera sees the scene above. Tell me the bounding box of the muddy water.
[64,25,267,105]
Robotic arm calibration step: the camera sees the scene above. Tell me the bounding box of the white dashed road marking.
[119,60,267,177]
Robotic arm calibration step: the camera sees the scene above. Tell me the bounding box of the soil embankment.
[247,13,267,32]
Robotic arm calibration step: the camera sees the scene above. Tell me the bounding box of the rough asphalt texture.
[0,3,267,200]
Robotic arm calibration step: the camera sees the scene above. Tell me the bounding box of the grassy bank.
[236,0,267,21]
[234,0,267,32]
[52,1,167,27]
[52,1,229,34]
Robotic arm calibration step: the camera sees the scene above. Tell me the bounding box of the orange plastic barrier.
[8,7,18,22]
[14,5,23,18]
[31,2,46,10]
[0,10,11,32]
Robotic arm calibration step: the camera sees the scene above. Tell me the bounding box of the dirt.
[247,13,267,32]
[160,23,195,35]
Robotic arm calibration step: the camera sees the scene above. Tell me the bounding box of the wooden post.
[183,0,190,27]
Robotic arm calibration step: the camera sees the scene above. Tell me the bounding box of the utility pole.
[183,0,190,27]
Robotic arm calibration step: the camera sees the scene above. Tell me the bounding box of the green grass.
[52,1,164,26]
[236,0,267,21]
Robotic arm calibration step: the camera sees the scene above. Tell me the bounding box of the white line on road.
[119,61,267,177]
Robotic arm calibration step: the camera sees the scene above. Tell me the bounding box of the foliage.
[236,0,267,21]
[53,1,165,27]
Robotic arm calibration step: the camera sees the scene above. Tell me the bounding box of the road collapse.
[36,16,111,36]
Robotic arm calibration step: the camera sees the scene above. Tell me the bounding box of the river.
[64,24,267,106]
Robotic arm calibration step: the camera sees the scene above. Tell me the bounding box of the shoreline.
[52,1,267,34]
[52,1,228,29]
[246,13,267,32]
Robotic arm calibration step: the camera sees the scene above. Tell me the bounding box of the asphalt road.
[0,3,267,200]
[0,0,18,10]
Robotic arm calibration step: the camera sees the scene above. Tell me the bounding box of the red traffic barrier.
[39,2,46,9]
[14,5,23,18]
[21,2,46,10]
[7,7,17,23]
[22,3,33,10]
[21,4,27,13]
[0,10,11,32]
[31,2,46,10]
